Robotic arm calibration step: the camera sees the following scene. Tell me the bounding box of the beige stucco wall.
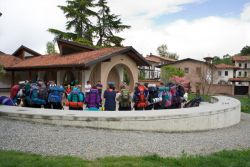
[100,54,138,90]
[169,60,212,93]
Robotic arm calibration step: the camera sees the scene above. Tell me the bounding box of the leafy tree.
[123,70,130,85]
[157,44,168,57]
[46,41,57,54]
[212,54,233,65]
[157,44,179,60]
[48,0,96,46]
[96,0,130,47]
[160,66,184,84]
[168,53,179,60]
[241,45,250,56]
[138,70,146,80]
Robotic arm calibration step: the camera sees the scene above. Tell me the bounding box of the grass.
[235,96,250,113]
[1,149,250,167]
[188,93,211,102]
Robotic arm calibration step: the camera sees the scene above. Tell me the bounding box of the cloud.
[116,2,250,59]
[108,0,198,19]
[241,3,250,22]
[0,0,250,61]
[0,0,66,54]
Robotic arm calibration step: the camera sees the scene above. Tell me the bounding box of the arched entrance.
[106,64,134,91]
[89,63,101,86]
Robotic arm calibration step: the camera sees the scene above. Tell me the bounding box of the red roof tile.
[232,55,250,61]
[8,47,124,69]
[0,54,22,68]
[145,56,161,63]
[6,46,150,70]
[215,63,240,69]
[147,55,176,62]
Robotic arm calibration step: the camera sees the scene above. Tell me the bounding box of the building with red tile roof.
[1,39,150,91]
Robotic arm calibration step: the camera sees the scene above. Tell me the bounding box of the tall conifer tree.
[96,0,130,46]
[48,0,96,46]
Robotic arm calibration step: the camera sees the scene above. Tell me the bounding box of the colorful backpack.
[48,86,64,103]
[29,86,47,106]
[85,89,100,108]
[66,88,84,109]
[119,89,131,108]
[136,85,147,108]
[0,96,15,106]
[10,85,19,99]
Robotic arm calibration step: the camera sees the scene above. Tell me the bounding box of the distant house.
[229,55,250,95]
[139,54,176,80]
[214,63,239,85]
[158,58,213,93]
[230,55,250,85]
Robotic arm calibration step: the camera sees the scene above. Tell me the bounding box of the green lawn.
[237,96,250,113]
[188,93,211,102]
[1,149,250,167]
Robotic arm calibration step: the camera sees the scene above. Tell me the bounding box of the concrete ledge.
[0,96,241,132]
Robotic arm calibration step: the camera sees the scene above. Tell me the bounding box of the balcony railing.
[139,68,161,80]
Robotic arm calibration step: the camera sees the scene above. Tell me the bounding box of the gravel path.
[0,113,250,159]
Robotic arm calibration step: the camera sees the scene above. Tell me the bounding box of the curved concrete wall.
[0,96,241,132]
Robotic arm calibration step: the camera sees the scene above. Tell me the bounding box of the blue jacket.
[104,89,116,111]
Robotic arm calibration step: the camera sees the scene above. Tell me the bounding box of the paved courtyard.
[0,113,250,159]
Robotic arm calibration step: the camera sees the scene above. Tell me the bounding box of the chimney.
[203,56,213,64]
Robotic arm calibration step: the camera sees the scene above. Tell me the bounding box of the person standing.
[96,81,103,97]
[85,81,92,94]
[103,84,116,111]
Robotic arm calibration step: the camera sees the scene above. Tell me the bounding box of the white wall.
[214,69,233,84]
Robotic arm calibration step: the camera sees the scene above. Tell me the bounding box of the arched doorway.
[106,64,134,91]
[89,63,101,86]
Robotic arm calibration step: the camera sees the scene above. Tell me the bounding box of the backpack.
[136,85,147,108]
[10,85,19,99]
[38,87,48,100]
[148,86,158,103]
[69,90,80,102]
[66,89,84,109]
[29,86,47,105]
[87,89,99,108]
[48,86,64,103]
[119,89,131,108]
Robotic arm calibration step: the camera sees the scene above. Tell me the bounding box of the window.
[245,72,247,77]
[225,71,228,76]
[245,63,247,69]
[239,63,241,67]
[218,71,222,76]
[239,71,241,77]
[184,67,189,73]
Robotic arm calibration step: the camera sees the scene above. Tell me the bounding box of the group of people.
[65,80,189,111]
[2,79,197,111]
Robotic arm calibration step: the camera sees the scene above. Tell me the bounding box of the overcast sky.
[0,0,250,60]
